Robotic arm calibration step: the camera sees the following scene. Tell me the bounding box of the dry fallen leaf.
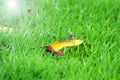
[45,40,83,56]
[51,40,83,51]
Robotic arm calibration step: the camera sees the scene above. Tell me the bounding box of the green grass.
[0,0,120,80]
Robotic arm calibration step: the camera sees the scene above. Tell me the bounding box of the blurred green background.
[0,0,120,80]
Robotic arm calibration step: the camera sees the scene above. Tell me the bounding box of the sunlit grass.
[0,0,120,80]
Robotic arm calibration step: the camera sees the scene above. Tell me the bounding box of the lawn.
[0,0,120,80]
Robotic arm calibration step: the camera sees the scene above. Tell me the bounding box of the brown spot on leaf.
[44,46,53,53]
[44,46,63,56]
[54,51,63,56]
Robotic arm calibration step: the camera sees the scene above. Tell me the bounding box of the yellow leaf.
[50,40,83,51]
